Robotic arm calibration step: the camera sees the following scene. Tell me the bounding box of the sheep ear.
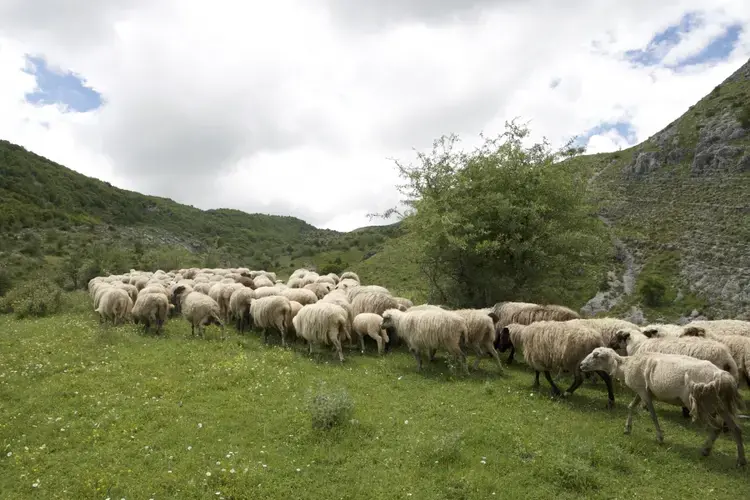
[488,312,500,324]
[642,328,658,338]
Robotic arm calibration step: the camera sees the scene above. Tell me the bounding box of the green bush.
[639,277,667,307]
[305,384,355,430]
[0,267,12,297]
[1,275,63,319]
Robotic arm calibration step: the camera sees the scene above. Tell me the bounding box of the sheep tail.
[686,372,742,429]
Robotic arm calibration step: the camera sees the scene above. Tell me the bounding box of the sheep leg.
[359,333,366,354]
[506,346,515,364]
[681,406,691,419]
[262,328,268,344]
[191,323,195,337]
[483,341,504,374]
[533,371,540,389]
[562,371,585,397]
[472,345,484,371]
[308,341,314,355]
[543,371,562,397]
[624,394,641,434]
[642,392,664,443]
[410,348,422,372]
[332,338,345,363]
[596,370,615,409]
[375,336,384,355]
[725,412,746,467]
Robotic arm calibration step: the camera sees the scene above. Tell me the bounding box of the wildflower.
[206,472,212,477]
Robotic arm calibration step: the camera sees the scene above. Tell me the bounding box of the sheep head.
[487,312,500,325]
[494,326,513,352]
[642,327,661,338]
[580,347,618,374]
[681,326,706,337]
[610,329,631,350]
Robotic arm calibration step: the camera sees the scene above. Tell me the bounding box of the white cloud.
[0,0,749,231]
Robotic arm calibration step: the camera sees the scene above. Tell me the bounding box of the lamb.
[292,302,351,362]
[249,295,294,346]
[95,287,134,325]
[281,288,319,305]
[381,308,469,374]
[304,282,333,299]
[132,292,171,334]
[228,287,255,333]
[452,309,504,373]
[580,347,746,467]
[495,321,615,408]
[352,313,390,354]
[172,285,224,338]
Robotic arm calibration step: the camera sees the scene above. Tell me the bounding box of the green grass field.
[1,296,748,499]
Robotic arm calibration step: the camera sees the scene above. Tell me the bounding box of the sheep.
[95,288,133,325]
[453,309,504,373]
[132,292,171,334]
[641,323,684,337]
[381,308,469,374]
[253,276,275,289]
[208,283,233,321]
[293,302,351,362]
[492,301,580,327]
[352,313,389,354]
[172,285,224,338]
[249,295,294,346]
[193,282,213,295]
[228,287,255,333]
[325,273,340,284]
[688,320,750,337]
[335,278,360,291]
[351,291,400,317]
[680,328,750,388]
[393,297,414,310]
[340,271,360,283]
[304,282,333,299]
[315,275,336,286]
[286,300,304,338]
[280,288,319,306]
[580,347,746,467]
[254,286,281,298]
[120,283,139,304]
[320,290,354,326]
[347,285,391,302]
[610,330,739,382]
[495,321,615,408]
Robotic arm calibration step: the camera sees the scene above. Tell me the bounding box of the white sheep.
[95,288,133,325]
[286,300,304,338]
[280,288,319,306]
[173,285,224,338]
[453,309,504,373]
[679,327,750,388]
[228,287,255,333]
[495,321,615,407]
[580,347,746,467]
[132,292,172,334]
[381,308,468,374]
[253,276,275,289]
[347,285,391,302]
[254,286,282,299]
[304,282,333,300]
[352,313,389,354]
[293,302,351,362]
[339,271,360,283]
[350,291,400,317]
[249,295,294,346]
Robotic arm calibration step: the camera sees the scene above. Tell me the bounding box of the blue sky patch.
[623,11,741,69]
[23,55,102,112]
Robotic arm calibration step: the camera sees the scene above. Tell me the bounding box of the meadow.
[1,293,748,500]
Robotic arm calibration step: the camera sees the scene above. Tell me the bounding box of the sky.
[0,1,749,232]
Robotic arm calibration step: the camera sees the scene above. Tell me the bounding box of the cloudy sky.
[1,0,749,231]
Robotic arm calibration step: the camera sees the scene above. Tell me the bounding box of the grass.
[1,300,748,499]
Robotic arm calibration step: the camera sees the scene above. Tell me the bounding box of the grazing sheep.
[340,271,360,283]
[132,292,171,334]
[193,282,213,295]
[172,286,224,338]
[95,288,134,325]
[304,282,333,299]
[286,301,305,337]
[496,321,615,408]
[453,309,504,373]
[228,287,255,333]
[315,275,337,286]
[381,308,469,374]
[249,296,294,346]
[281,288,319,306]
[352,313,389,354]
[320,290,354,326]
[351,292,400,317]
[120,283,139,304]
[254,286,281,298]
[293,302,351,362]
[335,278,360,291]
[580,348,746,467]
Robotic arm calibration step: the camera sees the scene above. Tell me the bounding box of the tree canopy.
[374,121,609,308]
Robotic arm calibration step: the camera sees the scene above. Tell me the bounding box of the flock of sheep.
[87,267,749,467]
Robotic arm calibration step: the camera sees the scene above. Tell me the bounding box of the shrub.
[305,384,355,430]
[639,277,667,307]
[1,275,63,319]
[0,267,12,297]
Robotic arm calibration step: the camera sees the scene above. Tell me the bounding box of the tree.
[371,121,608,307]
[61,252,84,290]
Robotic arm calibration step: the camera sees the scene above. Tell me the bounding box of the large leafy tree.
[375,121,608,307]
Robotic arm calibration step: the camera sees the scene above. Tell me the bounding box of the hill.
[0,140,401,293]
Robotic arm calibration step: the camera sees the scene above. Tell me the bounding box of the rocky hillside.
[579,57,750,320]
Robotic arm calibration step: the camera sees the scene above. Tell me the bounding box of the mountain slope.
[0,140,398,287]
[576,57,750,320]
